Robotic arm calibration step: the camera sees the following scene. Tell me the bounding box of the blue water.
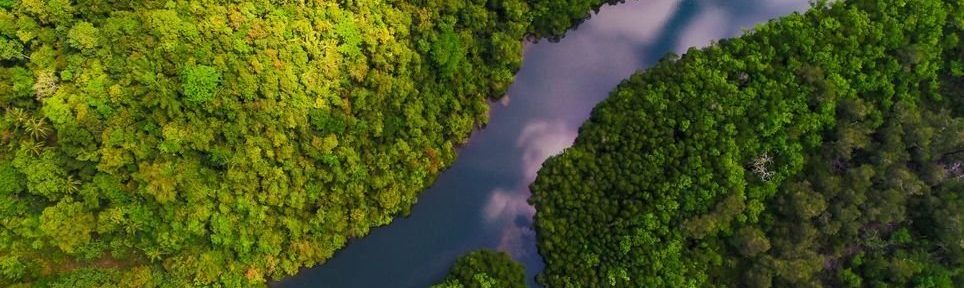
[276,0,810,287]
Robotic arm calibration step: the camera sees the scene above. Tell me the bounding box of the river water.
[277,0,809,287]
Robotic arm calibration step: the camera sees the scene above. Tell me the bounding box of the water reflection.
[482,121,574,258]
[277,1,809,287]
[678,0,810,51]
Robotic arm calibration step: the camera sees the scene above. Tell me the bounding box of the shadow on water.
[276,0,810,287]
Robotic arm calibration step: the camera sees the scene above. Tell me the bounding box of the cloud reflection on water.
[677,5,730,51]
[677,0,814,52]
[483,121,576,258]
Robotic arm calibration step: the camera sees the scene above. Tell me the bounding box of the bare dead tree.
[751,152,774,181]
[947,161,963,180]
[33,70,59,101]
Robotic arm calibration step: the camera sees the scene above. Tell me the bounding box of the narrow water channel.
[277,0,810,287]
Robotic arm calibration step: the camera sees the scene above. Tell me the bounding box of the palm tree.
[24,117,48,140]
[26,140,44,156]
[7,107,29,125]
[64,175,82,194]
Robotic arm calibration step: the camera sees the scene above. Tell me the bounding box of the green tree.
[179,65,220,104]
[0,163,23,195]
[67,21,98,51]
[0,37,23,60]
[40,199,96,254]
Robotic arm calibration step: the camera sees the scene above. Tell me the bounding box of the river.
[276,0,810,287]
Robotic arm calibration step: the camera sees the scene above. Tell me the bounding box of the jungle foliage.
[530,0,964,287]
[431,249,526,288]
[0,0,592,286]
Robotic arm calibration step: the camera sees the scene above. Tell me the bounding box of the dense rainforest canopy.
[530,0,964,287]
[0,0,618,286]
[431,249,526,288]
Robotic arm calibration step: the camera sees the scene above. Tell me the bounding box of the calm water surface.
[278,0,809,287]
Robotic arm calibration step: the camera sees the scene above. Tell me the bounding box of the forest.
[0,0,617,286]
[530,0,963,287]
[6,0,961,287]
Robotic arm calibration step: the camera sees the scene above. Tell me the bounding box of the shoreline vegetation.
[531,0,962,287]
[432,249,526,288]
